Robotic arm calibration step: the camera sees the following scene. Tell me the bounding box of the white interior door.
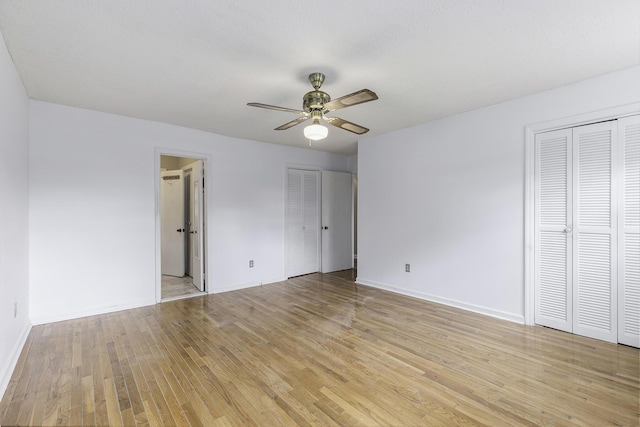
[572,121,617,343]
[534,128,573,333]
[321,171,353,273]
[287,169,320,277]
[617,115,640,347]
[535,121,628,345]
[161,170,185,277]
[189,160,205,291]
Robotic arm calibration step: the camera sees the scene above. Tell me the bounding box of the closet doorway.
[159,154,206,300]
[285,168,356,278]
[526,108,639,347]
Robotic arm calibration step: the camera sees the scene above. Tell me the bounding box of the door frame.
[155,147,212,303]
[523,102,640,325]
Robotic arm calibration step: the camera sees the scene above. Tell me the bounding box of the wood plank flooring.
[1,271,638,426]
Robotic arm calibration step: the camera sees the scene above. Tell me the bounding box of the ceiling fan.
[247,72,378,141]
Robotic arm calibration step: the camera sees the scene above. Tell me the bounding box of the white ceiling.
[0,1,638,155]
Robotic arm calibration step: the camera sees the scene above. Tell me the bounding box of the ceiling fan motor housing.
[303,90,330,112]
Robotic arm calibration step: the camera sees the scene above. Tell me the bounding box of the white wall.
[0,32,30,397]
[347,154,358,173]
[29,101,349,323]
[357,66,640,322]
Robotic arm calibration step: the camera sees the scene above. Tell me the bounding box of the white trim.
[30,299,156,325]
[284,162,324,172]
[356,278,524,324]
[155,148,213,303]
[0,323,31,401]
[526,103,640,134]
[524,125,536,325]
[160,292,206,303]
[211,275,287,294]
[523,102,640,325]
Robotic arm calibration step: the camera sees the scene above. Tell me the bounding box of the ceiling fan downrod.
[308,72,325,90]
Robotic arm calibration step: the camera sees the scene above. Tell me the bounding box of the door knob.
[563,227,572,234]
[323,226,329,230]
[176,228,185,233]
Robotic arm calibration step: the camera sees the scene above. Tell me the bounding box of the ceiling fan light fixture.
[304,119,328,141]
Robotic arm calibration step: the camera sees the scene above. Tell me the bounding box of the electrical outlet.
[14,302,17,318]
[405,264,410,273]
[249,260,254,268]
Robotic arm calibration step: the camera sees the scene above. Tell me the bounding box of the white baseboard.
[355,277,524,324]
[32,275,289,323]
[211,276,287,294]
[0,322,31,401]
[263,276,288,285]
[30,299,157,325]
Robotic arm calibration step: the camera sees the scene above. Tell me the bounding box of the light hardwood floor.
[1,271,638,426]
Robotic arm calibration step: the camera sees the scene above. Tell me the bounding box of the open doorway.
[160,155,206,300]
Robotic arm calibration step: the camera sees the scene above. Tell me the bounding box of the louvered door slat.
[539,137,569,227]
[618,115,640,347]
[577,233,612,330]
[577,130,612,228]
[535,129,572,332]
[538,232,568,322]
[573,121,617,343]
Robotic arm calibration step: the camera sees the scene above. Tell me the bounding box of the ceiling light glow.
[304,120,328,140]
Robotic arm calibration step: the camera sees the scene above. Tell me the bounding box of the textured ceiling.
[0,1,638,154]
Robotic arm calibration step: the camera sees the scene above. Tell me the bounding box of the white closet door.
[287,169,320,277]
[302,171,320,273]
[534,129,573,332]
[321,171,353,273]
[618,115,640,347]
[572,122,617,343]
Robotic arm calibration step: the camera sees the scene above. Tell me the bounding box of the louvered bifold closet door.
[618,115,640,347]
[287,169,320,277]
[534,129,573,332]
[302,171,320,274]
[287,169,305,277]
[572,121,618,343]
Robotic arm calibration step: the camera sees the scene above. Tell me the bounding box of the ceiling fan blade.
[324,117,370,135]
[275,116,310,130]
[247,102,306,115]
[323,89,378,112]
